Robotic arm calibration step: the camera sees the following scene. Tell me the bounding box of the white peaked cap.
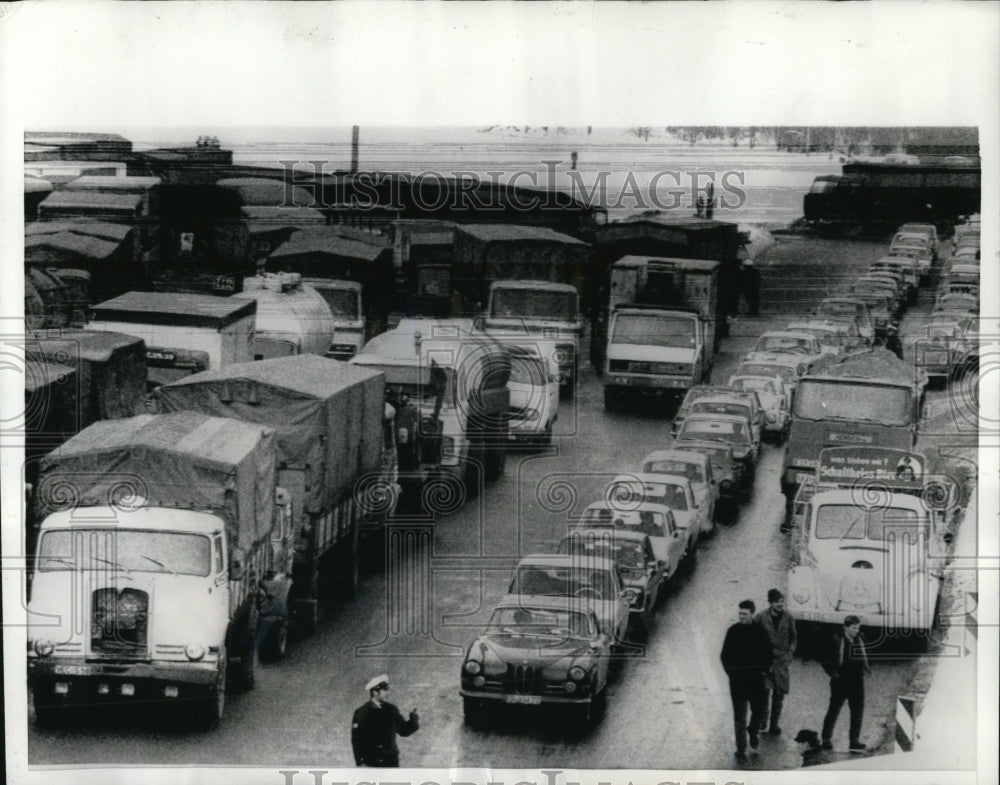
[366,674,389,691]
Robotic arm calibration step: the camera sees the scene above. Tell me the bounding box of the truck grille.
[91,588,149,657]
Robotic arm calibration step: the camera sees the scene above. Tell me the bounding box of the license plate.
[505,694,542,705]
[795,472,812,485]
[54,664,89,676]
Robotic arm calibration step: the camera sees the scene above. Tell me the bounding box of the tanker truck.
[27,412,293,730]
[155,354,393,639]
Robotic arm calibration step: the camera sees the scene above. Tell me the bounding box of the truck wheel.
[603,386,620,412]
[234,643,256,692]
[32,686,64,729]
[194,650,226,731]
[260,616,289,662]
[484,446,506,482]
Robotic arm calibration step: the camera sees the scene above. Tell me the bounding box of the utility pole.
[351,125,360,174]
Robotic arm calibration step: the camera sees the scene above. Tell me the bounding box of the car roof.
[671,438,735,454]
[641,449,708,465]
[562,527,649,545]
[517,554,618,571]
[613,472,692,487]
[729,372,786,386]
[584,499,674,514]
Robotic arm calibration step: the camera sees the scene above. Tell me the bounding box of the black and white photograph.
[1,3,997,785]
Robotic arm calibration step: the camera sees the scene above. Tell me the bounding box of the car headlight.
[33,639,54,657]
[464,660,482,675]
[568,666,587,681]
[185,643,206,661]
[767,412,777,423]
[719,479,733,492]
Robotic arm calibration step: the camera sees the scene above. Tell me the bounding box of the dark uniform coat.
[351,700,419,767]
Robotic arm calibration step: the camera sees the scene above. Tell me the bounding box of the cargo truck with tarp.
[87,291,256,388]
[27,412,293,730]
[786,447,955,641]
[155,355,393,638]
[602,256,719,411]
[780,349,928,529]
[351,319,511,512]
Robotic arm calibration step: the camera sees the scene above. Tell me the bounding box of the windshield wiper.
[91,556,133,577]
[41,556,76,569]
[140,554,177,576]
[838,515,867,542]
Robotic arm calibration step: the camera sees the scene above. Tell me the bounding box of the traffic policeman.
[351,675,420,767]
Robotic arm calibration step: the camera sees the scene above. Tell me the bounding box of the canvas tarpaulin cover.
[37,412,277,552]
[156,354,384,516]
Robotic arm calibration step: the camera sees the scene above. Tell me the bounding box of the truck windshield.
[794,380,911,426]
[491,289,577,321]
[814,505,924,541]
[612,313,696,348]
[509,355,548,386]
[37,529,212,577]
[809,178,840,194]
[316,288,360,319]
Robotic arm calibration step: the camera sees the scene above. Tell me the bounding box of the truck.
[350,319,510,511]
[602,256,720,411]
[230,272,339,360]
[27,412,293,729]
[786,447,954,641]
[780,349,928,530]
[87,291,256,389]
[155,355,392,637]
[440,225,590,397]
[264,227,395,359]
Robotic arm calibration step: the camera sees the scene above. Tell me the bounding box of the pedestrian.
[820,615,871,752]
[350,674,420,767]
[741,259,761,316]
[720,599,774,763]
[755,588,797,735]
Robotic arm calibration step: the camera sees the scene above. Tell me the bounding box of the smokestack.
[351,125,360,174]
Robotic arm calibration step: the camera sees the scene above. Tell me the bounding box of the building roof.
[455,224,586,245]
[25,220,134,242]
[90,292,256,328]
[39,191,144,211]
[65,175,161,191]
[269,229,386,262]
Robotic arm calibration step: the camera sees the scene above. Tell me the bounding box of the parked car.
[785,321,855,357]
[559,528,664,631]
[460,594,614,723]
[672,384,763,440]
[667,438,741,517]
[575,501,686,579]
[736,353,812,396]
[606,472,705,552]
[640,449,720,533]
[728,373,791,442]
[816,297,876,343]
[890,232,933,278]
[886,245,932,280]
[898,222,939,259]
[674,413,757,497]
[872,257,919,303]
[845,290,893,336]
[849,279,903,319]
[747,331,824,362]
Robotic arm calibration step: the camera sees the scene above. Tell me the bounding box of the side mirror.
[230,547,246,581]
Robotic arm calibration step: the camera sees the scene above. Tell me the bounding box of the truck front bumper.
[29,657,220,698]
[606,375,694,390]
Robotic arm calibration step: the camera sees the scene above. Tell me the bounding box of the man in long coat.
[755,588,797,735]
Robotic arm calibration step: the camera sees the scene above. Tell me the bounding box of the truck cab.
[484,280,582,397]
[603,256,719,411]
[306,279,366,359]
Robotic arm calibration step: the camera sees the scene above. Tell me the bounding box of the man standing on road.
[351,675,420,767]
[820,616,871,752]
[721,599,774,762]
[741,259,761,316]
[755,588,797,736]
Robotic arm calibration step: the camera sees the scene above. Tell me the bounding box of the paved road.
[30,231,964,770]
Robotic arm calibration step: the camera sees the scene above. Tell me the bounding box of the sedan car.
[728,373,791,442]
[575,500,686,578]
[559,528,664,630]
[674,413,757,497]
[737,353,812,396]
[460,595,613,723]
[898,222,938,259]
[606,472,705,551]
[872,257,919,303]
[747,331,825,363]
[669,437,741,519]
[886,245,932,281]
[890,232,933,277]
[817,297,875,342]
[672,384,763,440]
[640,449,720,533]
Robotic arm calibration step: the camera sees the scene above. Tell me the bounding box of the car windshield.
[491,289,577,321]
[814,504,925,541]
[564,534,647,570]
[612,313,697,348]
[643,459,704,484]
[793,380,912,426]
[732,377,779,396]
[511,565,617,599]
[756,335,813,353]
[679,419,748,446]
[738,364,796,384]
[487,606,595,639]
[691,401,751,420]
[37,528,212,577]
[579,507,668,537]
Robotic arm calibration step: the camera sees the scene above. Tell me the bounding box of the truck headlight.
[33,639,54,657]
[184,643,206,661]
